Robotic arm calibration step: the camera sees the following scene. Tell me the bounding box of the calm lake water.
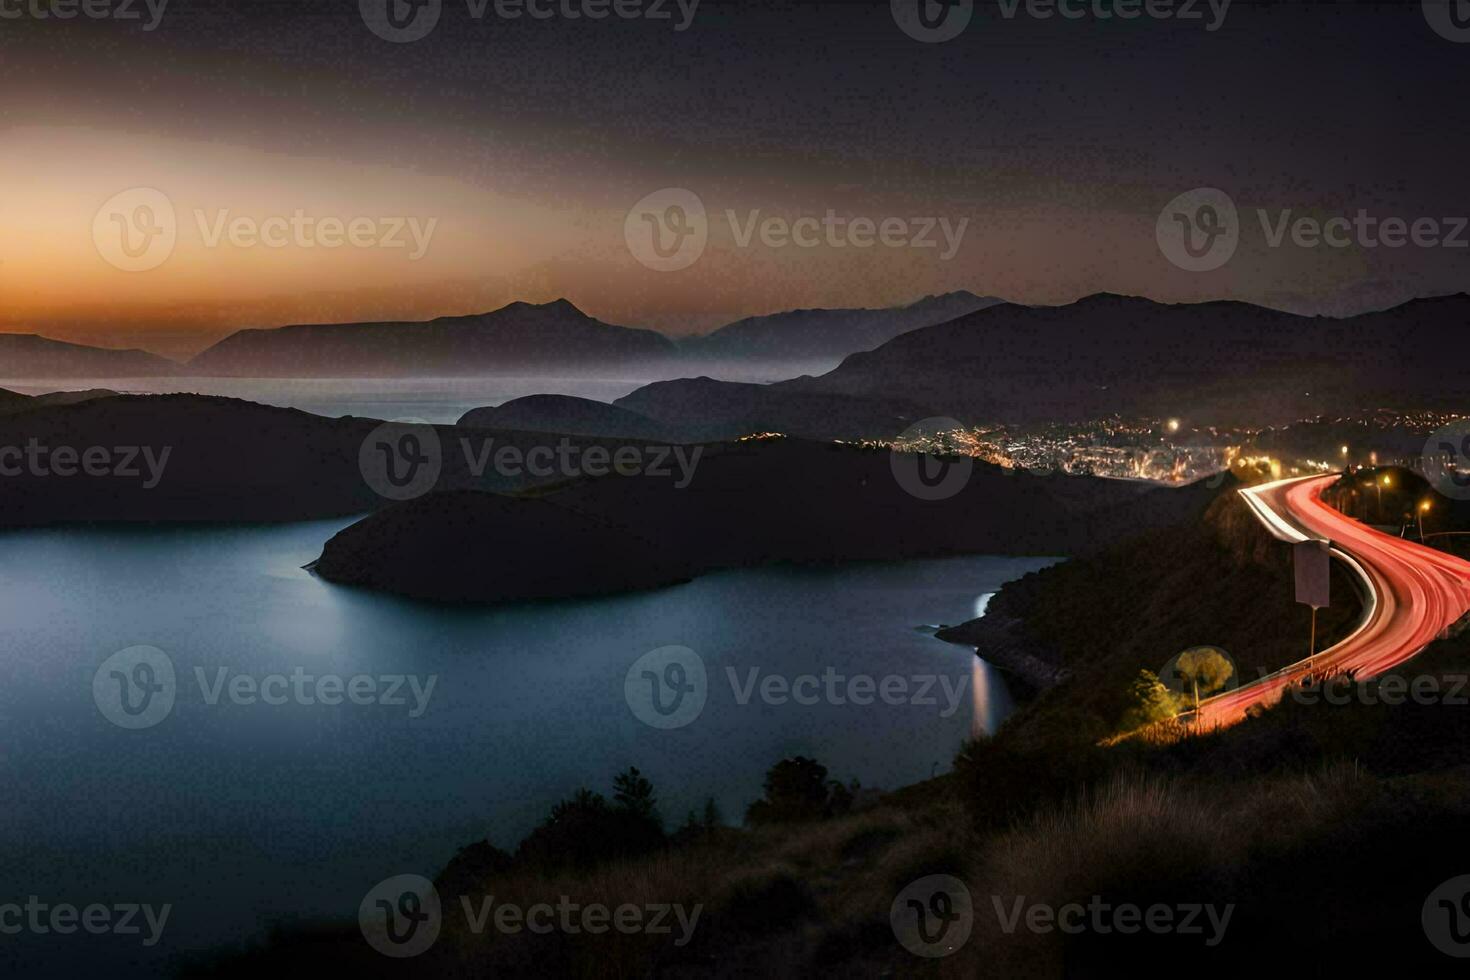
[0,520,1055,977]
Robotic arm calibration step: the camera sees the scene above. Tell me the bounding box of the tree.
[745,757,852,825]
[701,796,722,830]
[613,766,659,825]
[516,769,666,871]
[435,839,514,898]
[1120,669,1181,730]
[1167,646,1236,715]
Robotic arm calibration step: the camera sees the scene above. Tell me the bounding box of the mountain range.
[0,335,179,379]
[5,292,1467,434]
[616,292,1470,433]
[185,299,677,376]
[676,291,1000,363]
[0,293,1002,380]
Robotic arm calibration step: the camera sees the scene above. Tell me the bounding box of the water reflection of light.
[971,655,991,737]
[967,592,998,734]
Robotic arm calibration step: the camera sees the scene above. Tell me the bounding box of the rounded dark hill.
[458,394,676,442]
[0,393,388,524]
[0,386,31,412]
[0,386,119,416]
[312,489,692,603]
[310,437,1232,606]
[613,377,937,441]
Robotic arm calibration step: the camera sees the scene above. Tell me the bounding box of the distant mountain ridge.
[187,292,1005,378]
[12,291,1464,412]
[791,292,1470,424]
[0,334,180,378]
[680,291,1002,363]
[618,292,1470,433]
[1,293,1004,381]
[186,299,678,377]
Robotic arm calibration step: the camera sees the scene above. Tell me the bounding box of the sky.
[1,0,1467,358]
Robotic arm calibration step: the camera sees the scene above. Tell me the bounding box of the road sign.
[1294,538,1331,609]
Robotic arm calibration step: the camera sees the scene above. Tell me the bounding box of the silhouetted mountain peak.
[0,333,180,377]
[495,297,586,317]
[188,297,673,376]
[905,290,992,309]
[1066,292,1159,310]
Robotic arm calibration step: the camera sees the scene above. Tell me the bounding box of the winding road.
[1193,475,1470,728]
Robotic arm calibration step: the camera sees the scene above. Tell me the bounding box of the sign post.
[1294,539,1332,673]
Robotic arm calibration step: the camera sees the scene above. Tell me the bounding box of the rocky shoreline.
[936,611,1071,693]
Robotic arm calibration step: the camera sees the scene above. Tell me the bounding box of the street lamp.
[1419,499,1432,543]
[1377,473,1390,520]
